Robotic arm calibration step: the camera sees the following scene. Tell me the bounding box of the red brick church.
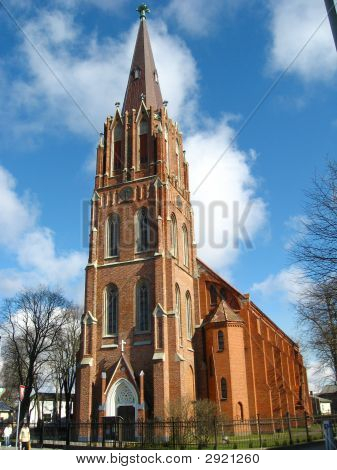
[75,5,312,424]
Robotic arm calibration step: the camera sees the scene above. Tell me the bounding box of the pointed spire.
[122,5,163,114]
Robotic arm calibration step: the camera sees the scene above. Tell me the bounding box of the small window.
[186,291,193,340]
[182,225,189,267]
[113,124,123,172]
[210,285,217,305]
[136,280,150,333]
[133,68,141,80]
[176,284,182,346]
[105,284,118,336]
[218,330,224,351]
[221,378,227,400]
[107,214,119,257]
[154,70,159,83]
[139,119,148,166]
[137,207,150,252]
[171,214,178,257]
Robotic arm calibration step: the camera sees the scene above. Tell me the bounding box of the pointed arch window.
[113,123,123,172]
[107,213,120,257]
[139,118,149,166]
[105,284,118,337]
[137,207,150,252]
[186,291,193,340]
[218,330,224,352]
[210,285,217,305]
[136,280,150,333]
[182,225,189,267]
[221,378,228,400]
[175,284,182,346]
[171,213,178,257]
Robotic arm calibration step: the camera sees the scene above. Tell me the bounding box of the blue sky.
[0,0,336,383]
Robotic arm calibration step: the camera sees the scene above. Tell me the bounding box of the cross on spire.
[137,4,150,20]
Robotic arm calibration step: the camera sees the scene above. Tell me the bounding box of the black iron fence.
[1,414,336,449]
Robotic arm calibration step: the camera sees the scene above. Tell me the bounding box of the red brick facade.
[74,13,312,424]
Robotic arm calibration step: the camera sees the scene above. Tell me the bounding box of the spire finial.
[137,3,150,20]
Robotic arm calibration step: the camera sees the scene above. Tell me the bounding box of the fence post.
[66,420,70,447]
[214,416,218,450]
[286,412,293,446]
[304,411,310,442]
[39,420,44,448]
[257,415,262,449]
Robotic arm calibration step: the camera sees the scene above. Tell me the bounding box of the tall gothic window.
[107,214,120,257]
[221,378,228,400]
[186,291,193,340]
[113,123,123,172]
[105,284,118,336]
[137,207,150,252]
[171,213,178,257]
[218,330,224,351]
[210,285,217,305]
[182,225,189,267]
[139,119,149,166]
[136,280,150,333]
[176,284,182,346]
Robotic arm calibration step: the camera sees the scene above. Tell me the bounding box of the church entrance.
[105,378,138,442]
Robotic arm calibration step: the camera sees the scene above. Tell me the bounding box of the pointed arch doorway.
[105,379,138,442]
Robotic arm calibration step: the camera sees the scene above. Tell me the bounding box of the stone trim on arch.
[105,378,139,419]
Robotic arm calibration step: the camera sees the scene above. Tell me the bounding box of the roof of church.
[122,11,163,114]
[209,300,244,324]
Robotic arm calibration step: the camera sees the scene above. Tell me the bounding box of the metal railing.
[1,414,336,449]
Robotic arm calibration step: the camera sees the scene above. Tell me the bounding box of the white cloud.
[5,11,198,140]
[189,117,267,275]
[0,7,267,282]
[0,164,86,303]
[268,0,337,81]
[307,361,335,392]
[251,266,307,304]
[167,0,253,37]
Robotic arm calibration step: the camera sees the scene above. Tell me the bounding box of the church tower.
[75,4,200,423]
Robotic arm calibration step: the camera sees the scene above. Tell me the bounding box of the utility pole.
[324,0,337,51]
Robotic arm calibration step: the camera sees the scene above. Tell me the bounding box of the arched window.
[139,119,149,166]
[137,207,150,252]
[136,280,150,333]
[107,214,119,257]
[171,213,178,257]
[218,330,224,351]
[210,285,217,305]
[175,284,182,345]
[221,378,228,400]
[182,225,189,267]
[237,402,244,420]
[186,291,193,340]
[104,284,118,336]
[113,123,123,172]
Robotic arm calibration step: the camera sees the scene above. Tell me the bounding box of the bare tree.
[49,307,81,422]
[296,281,337,384]
[291,160,337,385]
[291,161,337,282]
[0,286,71,423]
